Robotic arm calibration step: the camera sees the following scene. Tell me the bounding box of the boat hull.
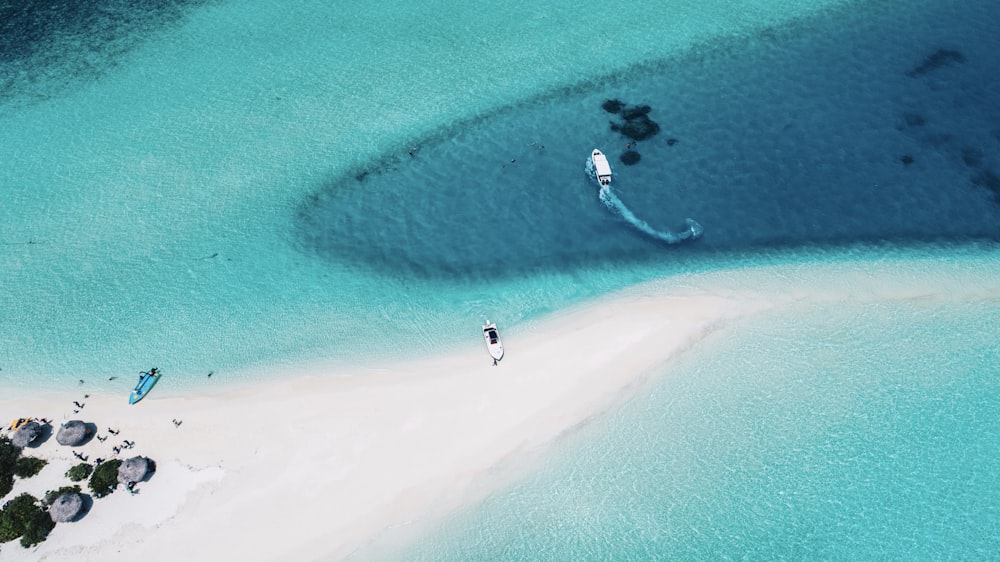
[483,321,504,362]
[129,371,161,404]
[591,149,612,186]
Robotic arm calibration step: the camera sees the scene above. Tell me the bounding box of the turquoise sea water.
[3,0,865,386]
[2,0,999,388]
[2,0,999,558]
[383,298,1000,560]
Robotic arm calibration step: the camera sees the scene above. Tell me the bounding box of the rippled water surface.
[381,298,1000,560]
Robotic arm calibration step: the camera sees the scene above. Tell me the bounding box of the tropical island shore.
[2,253,998,561]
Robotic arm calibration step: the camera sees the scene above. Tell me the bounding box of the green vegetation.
[13,456,47,478]
[66,462,93,482]
[0,493,55,548]
[1,436,21,497]
[0,474,11,499]
[1,437,48,496]
[88,459,122,498]
[43,485,81,507]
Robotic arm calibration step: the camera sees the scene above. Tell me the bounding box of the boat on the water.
[483,320,504,363]
[591,149,612,186]
[129,367,161,405]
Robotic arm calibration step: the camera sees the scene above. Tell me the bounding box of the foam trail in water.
[587,157,703,245]
[600,186,702,243]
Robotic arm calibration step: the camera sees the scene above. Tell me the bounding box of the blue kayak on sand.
[129,368,161,404]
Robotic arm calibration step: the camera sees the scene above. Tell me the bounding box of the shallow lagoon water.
[2,0,998,387]
[300,2,1000,280]
[385,296,1000,561]
[2,0,999,558]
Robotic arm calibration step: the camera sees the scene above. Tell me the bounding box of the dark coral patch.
[601,99,625,114]
[605,100,662,141]
[961,148,983,168]
[971,170,1000,200]
[666,138,679,146]
[620,150,641,165]
[620,105,651,120]
[907,48,966,77]
[620,114,660,141]
[901,154,914,165]
[903,112,925,127]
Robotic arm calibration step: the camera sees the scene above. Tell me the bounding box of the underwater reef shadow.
[293,0,1000,282]
[0,0,217,108]
[292,2,875,282]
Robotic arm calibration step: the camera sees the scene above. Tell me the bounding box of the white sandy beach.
[3,254,999,561]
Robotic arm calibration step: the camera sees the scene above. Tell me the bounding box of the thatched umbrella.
[56,420,89,446]
[118,456,151,485]
[11,421,42,448]
[48,493,84,523]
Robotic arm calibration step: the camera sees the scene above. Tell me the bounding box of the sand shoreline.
[3,255,999,561]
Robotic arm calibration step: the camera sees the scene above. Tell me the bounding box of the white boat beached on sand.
[483,320,504,363]
[591,149,612,186]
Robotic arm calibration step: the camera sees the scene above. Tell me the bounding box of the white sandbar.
[3,252,999,561]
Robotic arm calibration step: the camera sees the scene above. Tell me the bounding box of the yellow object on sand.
[9,417,34,431]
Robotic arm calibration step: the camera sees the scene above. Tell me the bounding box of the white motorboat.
[591,149,612,186]
[483,320,504,362]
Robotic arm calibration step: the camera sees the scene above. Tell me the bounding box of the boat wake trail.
[586,156,702,245]
[599,186,703,244]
